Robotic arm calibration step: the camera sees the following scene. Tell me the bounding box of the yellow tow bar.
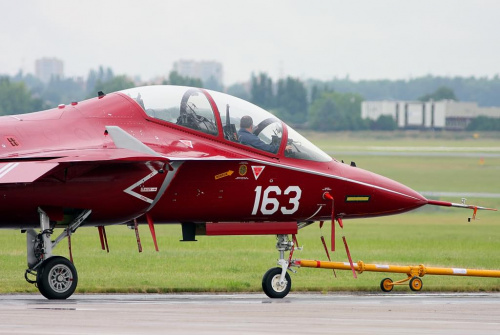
[292,259,500,292]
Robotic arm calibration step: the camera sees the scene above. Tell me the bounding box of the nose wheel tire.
[36,256,78,300]
[262,267,292,299]
[409,277,423,291]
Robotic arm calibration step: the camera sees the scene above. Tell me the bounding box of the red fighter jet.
[0,85,495,299]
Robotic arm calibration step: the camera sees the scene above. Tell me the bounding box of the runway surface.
[1,293,499,334]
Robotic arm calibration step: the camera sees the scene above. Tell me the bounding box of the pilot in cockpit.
[238,116,291,154]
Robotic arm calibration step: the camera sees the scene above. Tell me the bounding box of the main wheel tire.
[409,277,423,292]
[262,267,291,299]
[37,256,78,299]
[380,277,394,292]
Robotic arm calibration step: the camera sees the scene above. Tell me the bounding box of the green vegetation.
[250,73,369,129]
[248,73,500,132]
[0,77,45,115]
[92,75,135,98]
[274,77,308,124]
[308,74,500,107]
[163,71,203,89]
[1,212,498,294]
[467,116,500,131]
[418,86,458,102]
[8,68,206,111]
[0,133,498,294]
[250,73,310,125]
[370,115,398,131]
[308,91,366,131]
[303,130,500,150]
[5,70,500,133]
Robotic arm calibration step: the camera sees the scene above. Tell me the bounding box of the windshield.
[119,85,331,162]
[284,127,332,162]
[207,89,331,162]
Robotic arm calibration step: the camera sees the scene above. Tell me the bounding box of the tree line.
[1,69,499,131]
[309,75,500,107]
[240,73,499,131]
[0,67,204,115]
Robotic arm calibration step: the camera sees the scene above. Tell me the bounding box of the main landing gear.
[35,256,78,299]
[24,208,91,299]
[262,234,295,298]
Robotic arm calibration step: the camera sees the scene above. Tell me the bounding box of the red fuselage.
[0,87,427,229]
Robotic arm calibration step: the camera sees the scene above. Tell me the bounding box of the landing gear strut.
[25,208,91,299]
[262,234,294,298]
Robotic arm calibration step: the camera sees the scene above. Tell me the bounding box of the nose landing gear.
[262,267,292,298]
[262,234,295,298]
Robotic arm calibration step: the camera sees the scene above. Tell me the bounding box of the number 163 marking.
[252,185,302,215]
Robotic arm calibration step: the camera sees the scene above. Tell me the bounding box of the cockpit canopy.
[119,85,331,162]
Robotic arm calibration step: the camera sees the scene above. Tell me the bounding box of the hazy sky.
[1,0,499,85]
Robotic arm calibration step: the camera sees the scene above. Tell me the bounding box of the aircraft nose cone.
[339,165,426,217]
[371,172,427,214]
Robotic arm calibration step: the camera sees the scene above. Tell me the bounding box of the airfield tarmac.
[0,293,499,334]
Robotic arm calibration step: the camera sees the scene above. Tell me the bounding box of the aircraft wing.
[0,147,169,185]
[50,148,167,163]
[106,125,241,161]
[0,125,246,185]
[0,161,59,184]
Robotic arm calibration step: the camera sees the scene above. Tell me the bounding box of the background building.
[173,60,223,90]
[362,100,500,130]
[35,57,64,83]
